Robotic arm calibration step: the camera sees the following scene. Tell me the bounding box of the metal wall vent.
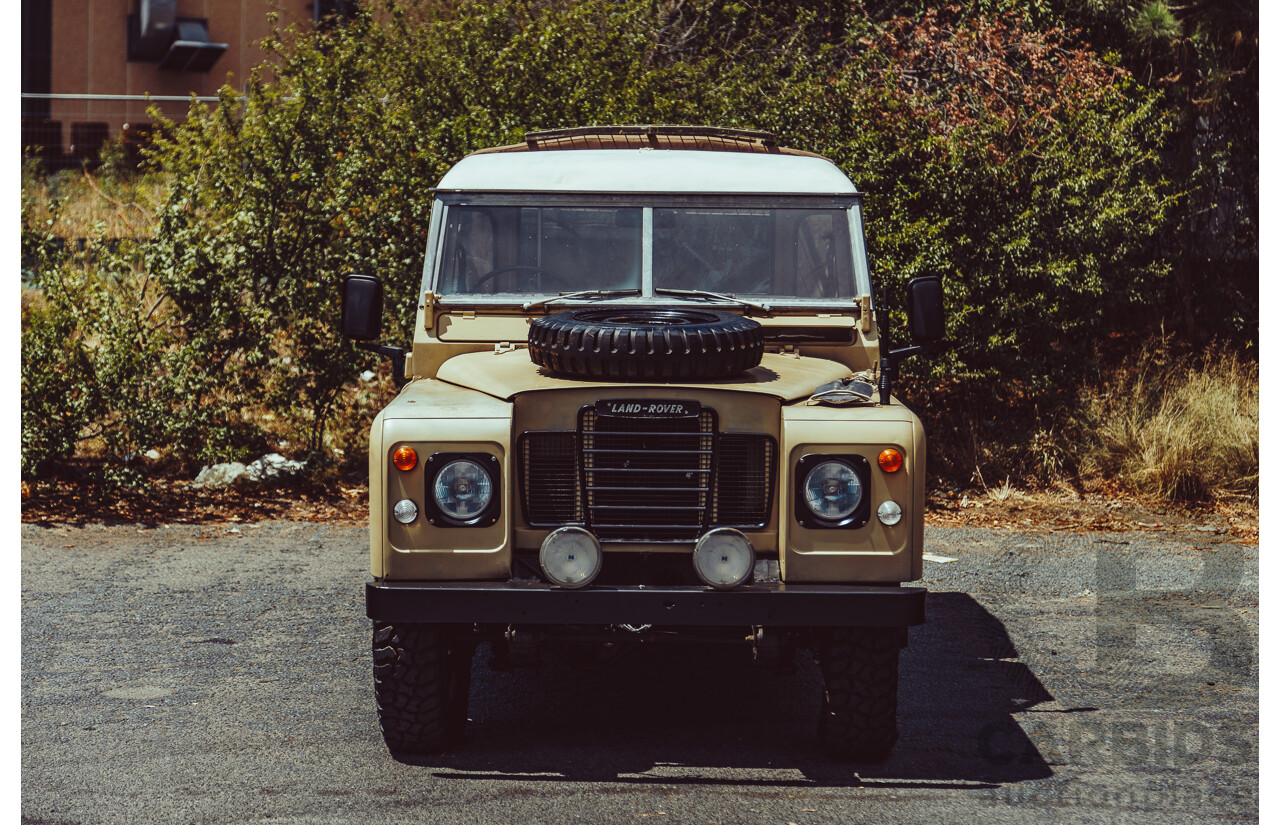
[127,0,226,72]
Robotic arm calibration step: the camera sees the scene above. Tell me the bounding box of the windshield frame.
[422,193,872,307]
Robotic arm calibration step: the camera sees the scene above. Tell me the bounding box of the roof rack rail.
[470,125,824,158]
[526,125,776,151]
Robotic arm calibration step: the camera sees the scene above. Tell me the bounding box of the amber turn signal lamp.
[392,446,418,472]
[878,448,904,473]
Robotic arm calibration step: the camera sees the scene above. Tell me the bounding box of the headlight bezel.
[424,452,501,528]
[794,453,871,529]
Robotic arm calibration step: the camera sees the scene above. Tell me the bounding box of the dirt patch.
[20,478,369,527]
[23,476,1256,544]
[927,485,1258,544]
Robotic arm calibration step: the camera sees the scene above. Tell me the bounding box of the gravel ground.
[21,522,1258,824]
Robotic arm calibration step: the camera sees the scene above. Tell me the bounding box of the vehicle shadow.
[394,592,1056,789]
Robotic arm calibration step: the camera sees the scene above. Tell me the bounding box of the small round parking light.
[539,527,602,589]
[393,499,419,524]
[878,448,904,473]
[693,528,756,590]
[392,446,418,472]
[877,500,903,526]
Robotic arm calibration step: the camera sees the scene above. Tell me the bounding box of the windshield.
[435,203,862,301]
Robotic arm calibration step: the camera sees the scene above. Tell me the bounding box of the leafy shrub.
[19,0,1245,501]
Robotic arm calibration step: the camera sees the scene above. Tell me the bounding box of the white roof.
[436,149,858,195]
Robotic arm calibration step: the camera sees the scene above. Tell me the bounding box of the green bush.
[19,0,1248,501]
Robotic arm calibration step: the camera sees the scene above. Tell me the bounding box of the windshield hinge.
[780,344,800,356]
[859,296,873,333]
[494,341,518,354]
[422,291,439,330]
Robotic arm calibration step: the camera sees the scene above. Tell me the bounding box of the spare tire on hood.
[528,307,764,381]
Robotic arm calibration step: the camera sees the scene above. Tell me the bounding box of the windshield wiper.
[653,288,772,313]
[522,288,641,311]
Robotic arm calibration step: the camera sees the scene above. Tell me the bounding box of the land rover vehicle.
[341,126,945,762]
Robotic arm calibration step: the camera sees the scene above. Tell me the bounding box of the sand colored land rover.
[341,126,945,762]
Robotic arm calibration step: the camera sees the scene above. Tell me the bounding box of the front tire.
[816,628,902,762]
[372,622,473,754]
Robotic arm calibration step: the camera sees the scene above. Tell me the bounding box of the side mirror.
[906,275,944,344]
[880,275,946,405]
[341,273,408,389]
[341,273,384,341]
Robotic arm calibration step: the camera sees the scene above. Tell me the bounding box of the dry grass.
[1082,344,1258,502]
[23,165,166,241]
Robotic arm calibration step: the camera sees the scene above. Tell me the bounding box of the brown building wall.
[38,0,313,155]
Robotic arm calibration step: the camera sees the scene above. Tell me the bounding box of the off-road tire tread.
[528,309,764,381]
[372,622,472,754]
[817,627,901,762]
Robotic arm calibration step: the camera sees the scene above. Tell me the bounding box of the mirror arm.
[354,341,408,389]
[880,342,945,405]
[888,344,928,362]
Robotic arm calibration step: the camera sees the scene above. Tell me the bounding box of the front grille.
[518,405,776,542]
[712,434,776,526]
[519,431,582,524]
[582,407,715,541]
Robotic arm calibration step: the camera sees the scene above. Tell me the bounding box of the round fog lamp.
[393,499,419,524]
[877,500,903,526]
[540,527,602,589]
[693,528,755,590]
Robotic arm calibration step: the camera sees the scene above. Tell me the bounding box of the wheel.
[372,622,473,754]
[527,307,764,381]
[470,265,568,293]
[816,627,902,762]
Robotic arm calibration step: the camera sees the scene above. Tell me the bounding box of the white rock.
[191,462,249,489]
[360,370,376,382]
[245,453,306,482]
[192,454,305,488]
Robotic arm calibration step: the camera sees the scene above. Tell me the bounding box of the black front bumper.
[366,580,926,627]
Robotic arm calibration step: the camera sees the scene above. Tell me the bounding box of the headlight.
[794,454,870,529]
[426,453,500,526]
[803,461,863,520]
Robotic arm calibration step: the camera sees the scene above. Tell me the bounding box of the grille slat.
[518,404,775,542]
[589,486,710,493]
[583,448,714,455]
[591,504,708,510]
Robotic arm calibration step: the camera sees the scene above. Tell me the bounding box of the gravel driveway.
[22,521,1257,824]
